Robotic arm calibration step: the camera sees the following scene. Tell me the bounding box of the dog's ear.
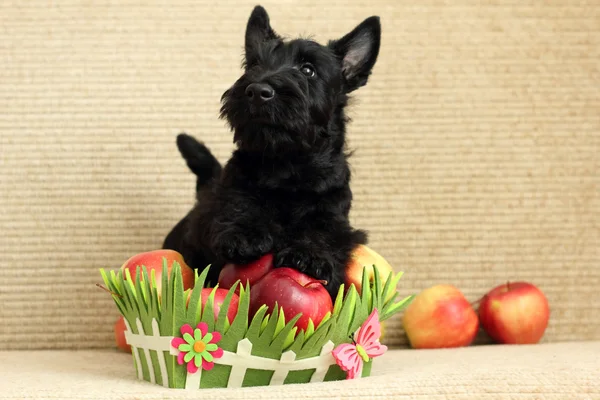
[329,16,381,92]
[245,6,278,59]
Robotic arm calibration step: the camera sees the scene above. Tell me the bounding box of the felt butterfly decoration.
[332,308,388,379]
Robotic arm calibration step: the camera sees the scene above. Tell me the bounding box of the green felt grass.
[100,260,413,388]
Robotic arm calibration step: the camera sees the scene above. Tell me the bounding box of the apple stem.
[507,280,511,291]
[96,283,123,298]
[318,279,328,286]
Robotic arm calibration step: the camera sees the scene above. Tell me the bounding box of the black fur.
[163,5,381,299]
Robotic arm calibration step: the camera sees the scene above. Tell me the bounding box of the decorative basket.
[100,260,413,389]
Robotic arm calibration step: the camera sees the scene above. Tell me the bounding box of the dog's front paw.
[274,247,335,286]
[214,231,273,265]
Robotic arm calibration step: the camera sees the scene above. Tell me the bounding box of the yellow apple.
[345,245,395,299]
[402,284,479,349]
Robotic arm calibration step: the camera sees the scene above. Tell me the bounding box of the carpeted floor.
[1,341,599,399]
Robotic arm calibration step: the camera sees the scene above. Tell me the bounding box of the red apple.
[249,267,333,333]
[114,316,131,353]
[345,245,395,300]
[218,253,274,291]
[402,284,479,349]
[186,287,240,324]
[478,281,550,344]
[120,249,195,292]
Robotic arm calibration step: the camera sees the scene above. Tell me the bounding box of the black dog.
[163,5,381,300]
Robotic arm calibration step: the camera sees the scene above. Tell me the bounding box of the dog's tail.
[176,133,222,191]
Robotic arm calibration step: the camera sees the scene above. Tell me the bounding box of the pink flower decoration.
[171,322,224,373]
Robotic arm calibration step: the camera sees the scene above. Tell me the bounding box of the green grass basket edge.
[99,260,414,387]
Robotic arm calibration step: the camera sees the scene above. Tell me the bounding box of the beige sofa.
[1,1,598,399]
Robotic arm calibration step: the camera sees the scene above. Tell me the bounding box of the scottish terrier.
[163,5,381,300]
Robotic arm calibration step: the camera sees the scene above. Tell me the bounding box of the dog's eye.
[300,64,315,77]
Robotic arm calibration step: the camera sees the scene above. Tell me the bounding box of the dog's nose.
[245,83,275,104]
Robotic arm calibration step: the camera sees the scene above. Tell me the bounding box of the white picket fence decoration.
[123,318,338,389]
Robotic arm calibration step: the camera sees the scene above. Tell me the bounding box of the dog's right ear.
[245,6,279,60]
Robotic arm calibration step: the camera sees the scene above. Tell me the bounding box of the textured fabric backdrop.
[0,0,598,350]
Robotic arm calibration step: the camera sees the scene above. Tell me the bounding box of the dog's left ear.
[245,6,279,60]
[329,16,381,92]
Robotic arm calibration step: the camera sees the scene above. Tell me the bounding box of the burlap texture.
[0,0,598,350]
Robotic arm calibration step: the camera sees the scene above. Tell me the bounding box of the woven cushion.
[1,341,598,399]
